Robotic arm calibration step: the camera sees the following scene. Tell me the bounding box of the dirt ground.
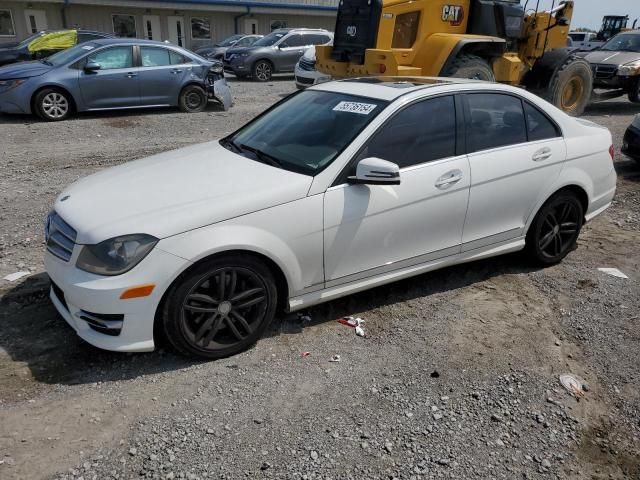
[0,77,639,480]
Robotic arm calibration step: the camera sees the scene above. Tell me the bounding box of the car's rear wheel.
[253,60,273,82]
[161,254,278,359]
[34,88,72,121]
[628,78,640,103]
[178,85,207,113]
[525,191,584,266]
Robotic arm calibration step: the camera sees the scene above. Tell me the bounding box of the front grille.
[298,58,316,71]
[296,75,315,85]
[45,211,77,262]
[592,64,617,80]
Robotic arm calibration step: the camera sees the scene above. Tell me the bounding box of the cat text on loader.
[316,0,593,115]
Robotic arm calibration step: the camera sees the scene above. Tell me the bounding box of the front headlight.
[239,52,250,57]
[210,63,223,74]
[0,78,26,92]
[76,234,158,276]
[618,61,640,76]
[632,114,640,129]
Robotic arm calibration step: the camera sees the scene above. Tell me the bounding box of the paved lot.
[0,77,639,479]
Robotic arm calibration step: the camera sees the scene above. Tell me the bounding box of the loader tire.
[443,54,495,81]
[627,77,640,103]
[542,56,592,116]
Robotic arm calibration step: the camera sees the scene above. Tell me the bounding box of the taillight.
[379,63,386,74]
[609,144,615,160]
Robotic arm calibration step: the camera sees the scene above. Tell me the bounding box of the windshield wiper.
[237,143,283,169]
[40,59,52,66]
[220,137,243,153]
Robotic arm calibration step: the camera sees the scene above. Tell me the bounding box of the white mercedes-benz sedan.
[44,77,617,358]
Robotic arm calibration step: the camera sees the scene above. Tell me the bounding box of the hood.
[0,60,52,79]
[226,46,271,56]
[584,50,640,65]
[54,141,312,244]
[0,42,20,50]
[197,46,226,56]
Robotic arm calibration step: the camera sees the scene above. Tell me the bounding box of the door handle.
[126,72,137,78]
[532,147,552,162]
[435,170,463,189]
[170,69,183,74]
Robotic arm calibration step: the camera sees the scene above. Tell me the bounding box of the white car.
[45,78,617,359]
[568,31,602,50]
[294,46,332,89]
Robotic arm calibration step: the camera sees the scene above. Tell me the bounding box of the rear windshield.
[222,90,388,176]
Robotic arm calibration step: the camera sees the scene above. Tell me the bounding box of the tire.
[525,191,584,266]
[252,60,273,82]
[627,77,640,103]
[34,88,72,121]
[443,54,495,81]
[542,56,592,116]
[178,85,207,113]
[161,254,278,359]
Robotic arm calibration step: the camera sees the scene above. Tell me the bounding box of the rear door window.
[281,34,304,48]
[524,102,562,141]
[465,93,527,152]
[140,47,171,66]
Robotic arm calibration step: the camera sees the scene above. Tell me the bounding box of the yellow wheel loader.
[316,0,593,115]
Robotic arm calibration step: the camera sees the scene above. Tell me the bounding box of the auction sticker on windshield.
[333,101,377,115]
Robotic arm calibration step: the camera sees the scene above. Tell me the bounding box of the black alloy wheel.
[526,192,584,265]
[162,255,277,359]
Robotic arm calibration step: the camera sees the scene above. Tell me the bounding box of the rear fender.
[433,35,507,76]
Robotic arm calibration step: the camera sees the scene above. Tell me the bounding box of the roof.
[89,38,180,46]
[312,76,489,101]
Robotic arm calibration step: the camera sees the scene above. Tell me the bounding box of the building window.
[112,14,136,38]
[191,17,211,39]
[0,9,16,37]
[270,20,287,31]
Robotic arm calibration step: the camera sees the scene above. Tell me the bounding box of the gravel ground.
[0,77,639,480]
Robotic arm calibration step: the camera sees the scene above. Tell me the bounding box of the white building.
[0,0,338,49]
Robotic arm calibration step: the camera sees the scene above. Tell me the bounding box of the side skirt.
[288,237,525,312]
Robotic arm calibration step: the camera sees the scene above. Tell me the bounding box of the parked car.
[195,34,262,61]
[44,77,616,358]
[582,31,640,103]
[0,29,115,66]
[0,38,231,121]
[622,115,640,162]
[294,46,332,89]
[568,31,600,50]
[223,28,332,81]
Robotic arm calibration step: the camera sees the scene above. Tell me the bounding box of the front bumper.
[0,81,33,114]
[207,76,232,111]
[622,124,640,161]
[294,64,331,89]
[45,245,188,353]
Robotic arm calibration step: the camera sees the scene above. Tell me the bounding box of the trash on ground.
[559,374,585,398]
[329,354,341,362]
[338,316,366,337]
[3,271,30,282]
[301,351,311,358]
[597,268,628,279]
[298,313,312,323]
[430,370,440,378]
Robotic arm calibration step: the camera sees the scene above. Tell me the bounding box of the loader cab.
[597,15,629,42]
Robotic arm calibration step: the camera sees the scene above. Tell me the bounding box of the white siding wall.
[0,1,337,48]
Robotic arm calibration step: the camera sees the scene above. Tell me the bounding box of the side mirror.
[348,157,400,186]
[84,62,101,73]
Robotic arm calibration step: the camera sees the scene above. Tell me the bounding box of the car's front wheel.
[34,88,72,121]
[525,191,584,266]
[161,254,278,359]
[178,85,208,113]
[253,60,273,82]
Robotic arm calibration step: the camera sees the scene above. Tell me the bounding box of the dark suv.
[223,28,333,81]
[0,29,115,66]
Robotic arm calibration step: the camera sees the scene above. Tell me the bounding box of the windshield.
[18,31,45,48]
[252,32,286,47]
[601,33,640,52]
[222,90,388,176]
[44,42,97,66]
[218,34,243,47]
